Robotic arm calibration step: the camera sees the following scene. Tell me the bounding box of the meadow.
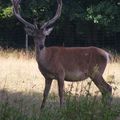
[0,49,120,120]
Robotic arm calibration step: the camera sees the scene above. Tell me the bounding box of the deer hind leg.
[41,79,52,109]
[91,75,112,105]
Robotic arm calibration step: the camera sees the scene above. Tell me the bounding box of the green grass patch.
[0,95,120,120]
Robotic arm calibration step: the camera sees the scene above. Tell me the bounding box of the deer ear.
[43,27,53,36]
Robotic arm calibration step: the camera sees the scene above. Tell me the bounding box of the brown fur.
[37,46,112,109]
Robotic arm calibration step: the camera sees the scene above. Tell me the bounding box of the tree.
[0,0,12,19]
[0,0,120,49]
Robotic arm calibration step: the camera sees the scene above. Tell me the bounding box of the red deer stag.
[11,0,112,109]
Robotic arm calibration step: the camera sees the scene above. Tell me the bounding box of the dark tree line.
[0,0,120,51]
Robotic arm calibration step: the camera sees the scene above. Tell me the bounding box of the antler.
[41,0,62,29]
[12,0,62,31]
[11,0,35,29]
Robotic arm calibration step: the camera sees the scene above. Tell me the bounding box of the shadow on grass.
[0,89,120,108]
[0,89,120,120]
[0,89,59,113]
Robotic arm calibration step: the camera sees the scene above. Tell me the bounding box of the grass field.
[0,49,120,120]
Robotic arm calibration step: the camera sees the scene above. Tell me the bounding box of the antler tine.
[41,0,62,29]
[12,0,35,29]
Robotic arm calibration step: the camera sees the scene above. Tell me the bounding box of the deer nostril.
[39,45,44,50]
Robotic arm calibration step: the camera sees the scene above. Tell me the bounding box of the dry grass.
[0,49,120,112]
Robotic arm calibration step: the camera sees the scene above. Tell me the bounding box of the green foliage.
[19,0,120,32]
[0,0,120,33]
[0,0,12,19]
[85,1,120,28]
[20,0,56,21]
[0,6,12,18]
[0,0,119,49]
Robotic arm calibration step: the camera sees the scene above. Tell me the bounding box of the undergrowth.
[0,85,120,120]
[0,95,120,120]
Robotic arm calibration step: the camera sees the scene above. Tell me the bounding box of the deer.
[11,0,112,109]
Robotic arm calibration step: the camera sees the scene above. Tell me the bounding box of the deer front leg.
[58,76,65,107]
[41,79,52,109]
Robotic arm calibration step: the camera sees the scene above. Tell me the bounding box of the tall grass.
[0,89,120,120]
[0,49,120,120]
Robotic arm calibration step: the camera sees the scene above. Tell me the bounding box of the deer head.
[11,0,62,48]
